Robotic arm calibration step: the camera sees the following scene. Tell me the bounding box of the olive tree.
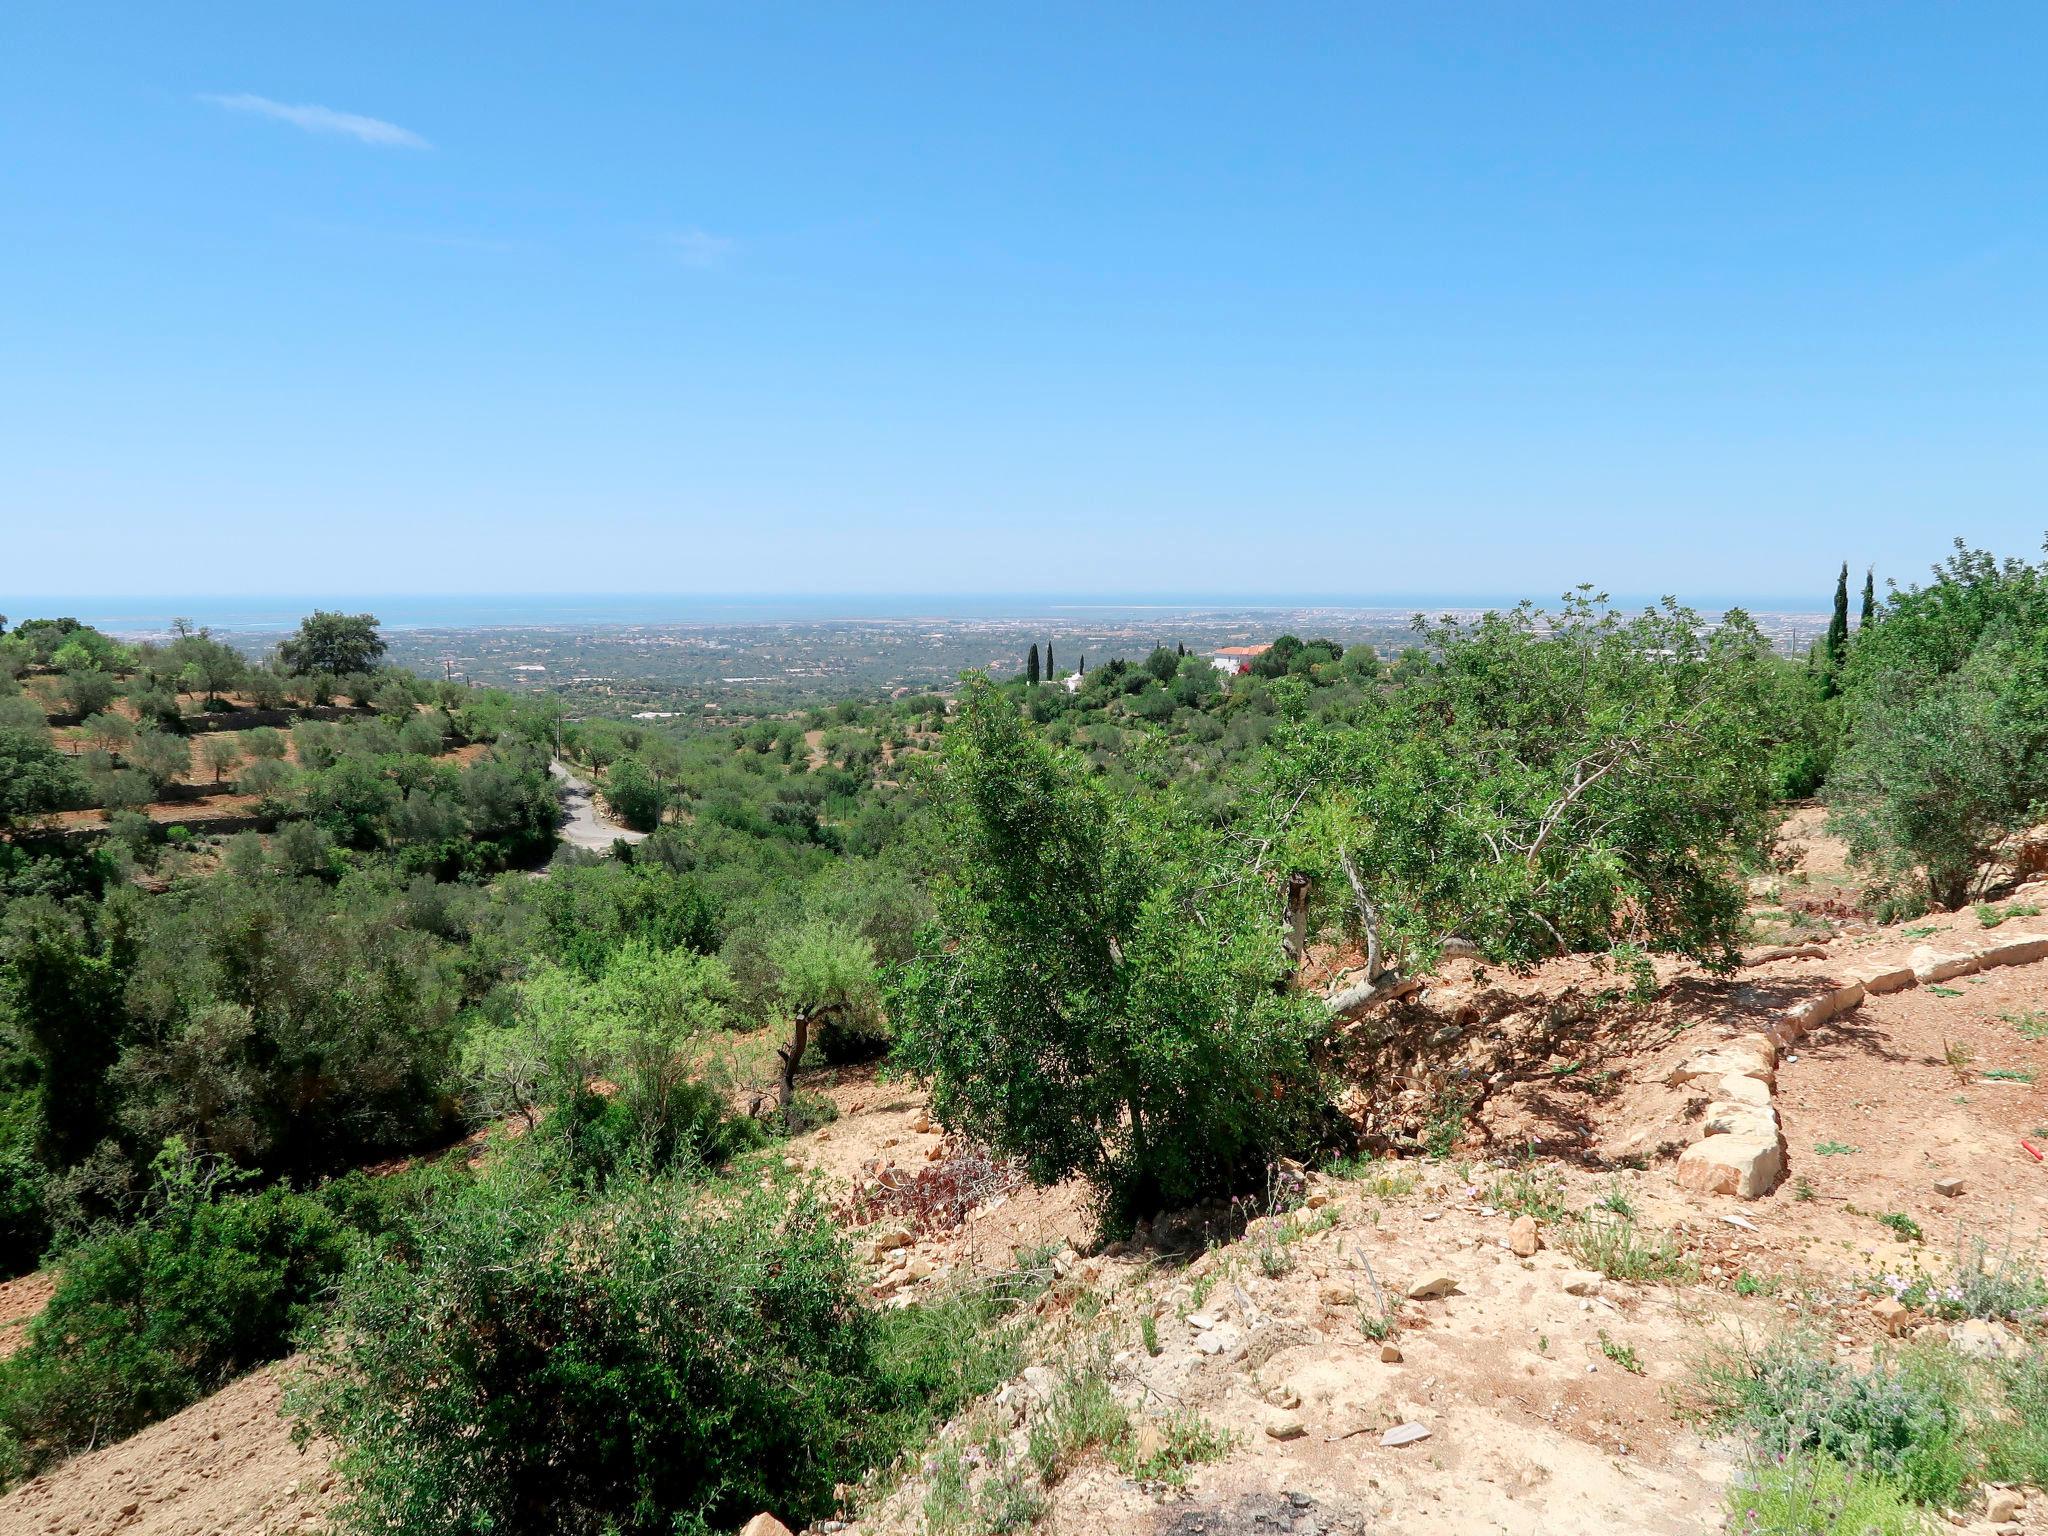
[891,676,1328,1218]
[1256,593,1779,997]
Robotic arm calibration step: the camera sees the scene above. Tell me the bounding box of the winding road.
[549,759,649,852]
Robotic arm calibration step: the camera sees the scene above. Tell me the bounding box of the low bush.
[296,1163,1032,1536]
[1727,1451,1930,1535]
[0,1142,354,1486]
[1692,1335,1968,1508]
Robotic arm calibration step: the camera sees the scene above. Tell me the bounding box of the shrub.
[1691,1335,1968,1507]
[297,1167,981,1536]
[0,1142,353,1485]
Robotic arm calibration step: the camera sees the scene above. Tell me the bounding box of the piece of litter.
[1721,1213,1759,1231]
[1381,1422,1431,1447]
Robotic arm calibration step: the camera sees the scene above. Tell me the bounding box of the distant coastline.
[3,592,1832,639]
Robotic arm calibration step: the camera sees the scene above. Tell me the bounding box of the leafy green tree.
[464,944,735,1154]
[169,634,245,711]
[1250,635,1303,679]
[1260,593,1777,991]
[200,735,242,786]
[767,921,879,1104]
[241,726,286,761]
[891,676,1327,1217]
[115,873,462,1172]
[1143,645,1179,683]
[93,770,154,814]
[1824,561,1851,687]
[0,731,84,829]
[60,668,119,719]
[128,728,190,792]
[277,613,386,678]
[1827,540,2048,909]
[602,757,665,832]
[81,710,134,755]
[242,669,287,711]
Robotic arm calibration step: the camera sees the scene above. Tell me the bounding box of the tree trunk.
[777,1010,813,1109]
[1281,872,1310,977]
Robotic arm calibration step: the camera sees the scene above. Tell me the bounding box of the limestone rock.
[1379,1342,1403,1362]
[1509,1215,1541,1257]
[1716,1073,1774,1107]
[1986,1487,2025,1523]
[1910,944,1980,985]
[1870,1297,1911,1336]
[1265,1416,1307,1441]
[1562,1271,1604,1297]
[1952,1318,2022,1360]
[1847,962,1916,996]
[1702,1101,1778,1138]
[739,1517,794,1536]
[1935,1176,1965,1198]
[870,1227,913,1259]
[1983,934,2048,969]
[1404,1272,1458,1300]
[1676,1132,1783,1198]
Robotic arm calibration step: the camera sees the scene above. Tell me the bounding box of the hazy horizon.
[0,589,1841,639]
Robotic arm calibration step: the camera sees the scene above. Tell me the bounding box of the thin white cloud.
[665,228,737,269]
[199,92,429,149]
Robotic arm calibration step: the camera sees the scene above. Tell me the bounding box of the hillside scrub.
[1256,593,1781,989]
[1828,540,2048,912]
[0,1142,360,1486]
[294,1157,1021,1536]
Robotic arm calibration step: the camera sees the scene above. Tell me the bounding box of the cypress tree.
[1860,568,1876,630]
[1826,562,1850,668]
[1077,655,1084,676]
[1025,643,1040,687]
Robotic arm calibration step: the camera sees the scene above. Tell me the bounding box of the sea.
[2,592,1825,639]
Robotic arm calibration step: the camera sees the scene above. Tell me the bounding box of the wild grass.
[1026,1357,1129,1486]
[1875,1229,2048,1322]
[1695,1324,2048,1528]
[1113,1409,1234,1490]
[1561,1210,1694,1284]
[1484,1160,1570,1224]
[1598,1330,1644,1375]
[2003,1008,2048,1041]
[1726,1451,1932,1535]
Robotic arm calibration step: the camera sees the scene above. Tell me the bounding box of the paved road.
[550,759,649,852]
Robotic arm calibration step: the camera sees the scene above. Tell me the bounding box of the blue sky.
[3,4,2044,605]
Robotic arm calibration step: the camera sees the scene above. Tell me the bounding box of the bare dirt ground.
[0,1364,332,1536]
[0,1272,53,1361]
[8,813,2048,1535]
